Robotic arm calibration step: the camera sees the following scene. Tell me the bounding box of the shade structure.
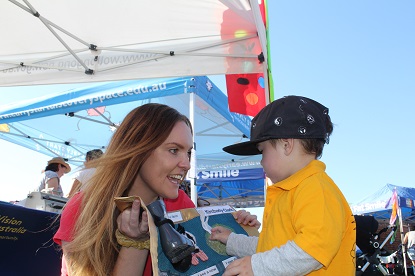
[351,183,415,224]
[0,76,262,203]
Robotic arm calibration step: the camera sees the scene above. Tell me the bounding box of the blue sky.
[267,0,415,205]
[0,1,414,206]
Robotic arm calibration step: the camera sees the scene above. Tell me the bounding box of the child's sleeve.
[226,232,258,257]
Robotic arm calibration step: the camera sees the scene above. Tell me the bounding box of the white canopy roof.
[1,0,268,87]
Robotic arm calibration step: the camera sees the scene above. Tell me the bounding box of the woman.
[54,103,260,276]
[38,157,71,197]
[67,148,103,198]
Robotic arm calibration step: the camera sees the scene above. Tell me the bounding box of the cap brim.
[223,140,262,156]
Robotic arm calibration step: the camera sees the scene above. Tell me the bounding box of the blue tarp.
[0,76,251,162]
[0,76,262,201]
[351,183,415,224]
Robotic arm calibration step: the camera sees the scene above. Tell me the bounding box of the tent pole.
[399,207,408,276]
[249,0,271,104]
[189,91,197,205]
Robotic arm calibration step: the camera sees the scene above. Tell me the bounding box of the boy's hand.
[223,256,253,276]
[210,226,232,244]
[233,210,261,229]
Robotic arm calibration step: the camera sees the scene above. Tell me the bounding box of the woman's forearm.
[112,247,149,276]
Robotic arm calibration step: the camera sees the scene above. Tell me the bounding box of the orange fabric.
[257,160,356,275]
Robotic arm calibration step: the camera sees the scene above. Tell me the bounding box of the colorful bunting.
[390,218,399,244]
[388,189,399,225]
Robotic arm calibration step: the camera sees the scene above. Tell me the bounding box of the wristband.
[115,229,150,250]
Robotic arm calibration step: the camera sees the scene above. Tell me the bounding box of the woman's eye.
[187,151,192,161]
[169,148,178,154]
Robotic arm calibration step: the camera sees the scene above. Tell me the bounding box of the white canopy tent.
[1,0,269,91]
[0,2,270,273]
[0,0,271,205]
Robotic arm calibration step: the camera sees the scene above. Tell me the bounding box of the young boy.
[210,95,356,275]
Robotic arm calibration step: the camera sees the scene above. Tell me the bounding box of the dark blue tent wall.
[0,201,61,276]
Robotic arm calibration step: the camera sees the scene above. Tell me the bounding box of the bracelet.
[115,229,150,250]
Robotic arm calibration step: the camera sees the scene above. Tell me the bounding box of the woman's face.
[134,121,193,203]
[57,164,66,178]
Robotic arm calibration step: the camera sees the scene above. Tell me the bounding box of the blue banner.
[0,201,61,276]
[197,168,264,183]
[0,77,188,124]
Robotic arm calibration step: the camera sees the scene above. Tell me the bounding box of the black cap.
[223,95,330,155]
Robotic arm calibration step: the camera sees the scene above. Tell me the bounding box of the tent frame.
[2,0,270,90]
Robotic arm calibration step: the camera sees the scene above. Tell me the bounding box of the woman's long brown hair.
[64,103,192,276]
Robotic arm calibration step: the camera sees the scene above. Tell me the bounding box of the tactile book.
[149,205,259,276]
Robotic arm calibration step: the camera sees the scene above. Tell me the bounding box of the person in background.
[38,157,71,197]
[67,149,103,198]
[403,231,415,275]
[53,103,259,276]
[210,95,356,275]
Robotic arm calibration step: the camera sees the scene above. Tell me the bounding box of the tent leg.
[188,92,197,205]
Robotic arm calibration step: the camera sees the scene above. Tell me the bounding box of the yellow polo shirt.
[257,160,356,275]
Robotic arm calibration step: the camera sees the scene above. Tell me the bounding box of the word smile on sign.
[198,170,240,180]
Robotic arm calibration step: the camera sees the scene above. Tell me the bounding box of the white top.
[38,170,63,196]
[73,168,96,191]
[407,231,415,248]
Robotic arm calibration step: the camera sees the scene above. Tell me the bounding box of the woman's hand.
[113,200,150,275]
[233,210,261,229]
[116,199,149,240]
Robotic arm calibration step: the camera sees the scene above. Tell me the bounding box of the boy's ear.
[281,138,294,155]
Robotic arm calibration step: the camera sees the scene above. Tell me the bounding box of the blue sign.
[197,168,265,183]
[0,201,61,276]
